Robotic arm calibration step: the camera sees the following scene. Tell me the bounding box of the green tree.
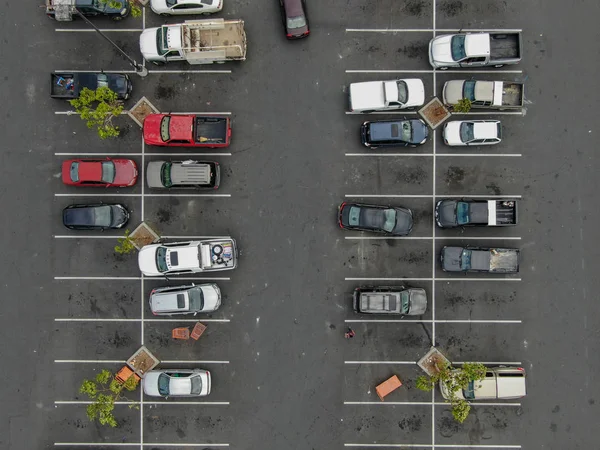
[100,0,143,17]
[69,87,123,139]
[452,98,472,113]
[79,370,139,427]
[416,361,486,423]
[115,229,137,255]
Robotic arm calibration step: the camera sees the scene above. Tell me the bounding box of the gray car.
[146,160,220,189]
[149,283,221,315]
[353,286,427,315]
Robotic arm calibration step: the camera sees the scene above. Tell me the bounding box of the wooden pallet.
[115,365,141,385]
[172,327,191,340]
[190,322,207,340]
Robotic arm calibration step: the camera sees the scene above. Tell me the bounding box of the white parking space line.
[346,153,434,157]
[345,360,416,364]
[437,154,522,157]
[346,111,418,115]
[346,28,522,33]
[55,276,231,281]
[55,443,229,447]
[54,111,232,115]
[55,400,230,405]
[346,70,523,74]
[344,360,521,365]
[344,236,521,240]
[454,111,524,116]
[54,193,231,197]
[344,444,520,449]
[345,194,522,198]
[55,69,138,74]
[55,360,230,364]
[345,319,522,324]
[145,194,231,197]
[345,153,522,157]
[345,277,521,281]
[54,235,232,239]
[55,28,143,32]
[54,152,232,156]
[344,401,521,407]
[148,70,232,74]
[453,361,522,365]
[55,318,230,323]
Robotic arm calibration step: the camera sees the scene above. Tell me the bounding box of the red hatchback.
[62,158,138,187]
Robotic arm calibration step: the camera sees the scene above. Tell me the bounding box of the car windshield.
[451,35,467,61]
[101,161,116,183]
[160,116,171,142]
[158,373,170,396]
[287,16,306,29]
[166,0,177,6]
[96,73,109,88]
[400,291,410,314]
[347,206,361,226]
[401,121,412,141]
[156,247,169,273]
[188,287,205,311]
[462,381,476,399]
[157,27,169,56]
[396,80,408,104]
[92,206,113,227]
[460,249,472,270]
[190,376,203,395]
[382,209,397,233]
[462,80,476,101]
[459,122,475,143]
[456,202,470,225]
[70,162,80,182]
[161,162,173,188]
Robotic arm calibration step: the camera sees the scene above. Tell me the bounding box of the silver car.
[352,286,427,315]
[143,369,211,397]
[149,283,221,315]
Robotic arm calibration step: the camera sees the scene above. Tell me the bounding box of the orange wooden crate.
[172,327,190,340]
[115,366,141,385]
[190,322,207,340]
[376,375,402,401]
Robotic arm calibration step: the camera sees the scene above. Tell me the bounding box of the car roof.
[63,205,107,225]
[369,120,408,142]
[77,161,103,181]
[283,0,304,16]
[166,245,199,270]
[473,122,500,139]
[170,162,212,185]
[169,377,193,395]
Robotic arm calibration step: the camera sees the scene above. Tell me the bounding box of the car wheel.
[215,60,226,64]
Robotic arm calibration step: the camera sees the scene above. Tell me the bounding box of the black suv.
[361,119,429,148]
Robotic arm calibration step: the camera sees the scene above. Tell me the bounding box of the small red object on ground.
[190,322,207,340]
[172,327,190,340]
[376,375,402,401]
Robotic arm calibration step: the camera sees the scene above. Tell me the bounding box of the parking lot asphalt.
[1,0,600,449]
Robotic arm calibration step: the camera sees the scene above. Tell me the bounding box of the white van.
[440,366,526,400]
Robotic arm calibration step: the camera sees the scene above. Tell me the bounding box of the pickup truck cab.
[138,239,237,276]
[435,199,518,228]
[441,366,526,400]
[349,79,425,113]
[143,114,231,148]
[441,246,520,273]
[146,160,220,189]
[442,120,502,146]
[443,80,524,110]
[51,72,132,100]
[429,32,522,69]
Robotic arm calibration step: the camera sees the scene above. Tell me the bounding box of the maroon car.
[279,0,309,39]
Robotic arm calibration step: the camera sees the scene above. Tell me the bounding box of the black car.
[51,72,133,100]
[63,204,130,230]
[279,0,309,39]
[47,0,131,20]
[338,202,413,235]
[361,119,429,148]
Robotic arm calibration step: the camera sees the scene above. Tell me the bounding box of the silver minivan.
[149,283,221,315]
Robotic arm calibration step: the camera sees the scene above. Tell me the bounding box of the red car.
[143,114,231,148]
[61,158,138,187]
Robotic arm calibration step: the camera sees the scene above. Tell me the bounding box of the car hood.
[110,205,130,228]
[138,246,161,276]
[441,246,463,271]
[442,80,465,106]
[436,200,458,227]
[430,35,455,65]
[146,161,166,188]
[410,119,429,144]
[112,159,138,186]
[403,78,425,108]
[407,289,428,315]
[199,284,221,311]
[150,0,168,13]
[143,372,161,396]
[140,28,160,59]
[443,121,463,145]
[392,208,414,235]
[143,114,164,145]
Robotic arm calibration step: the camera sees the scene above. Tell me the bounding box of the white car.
[150,0,222,16]
[144,369,211,397]
[443,120,502,146]
[349,79,425,113]
[440,366,526,400]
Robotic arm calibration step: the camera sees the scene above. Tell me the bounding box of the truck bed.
[51,73,78,98]
[489,249,520,273]
[492,200,518,225]
[182,19,246,60]
[501,82,524,107]
[489,33,521,59]
[195,117,228,144]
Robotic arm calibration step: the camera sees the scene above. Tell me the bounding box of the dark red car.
[61,158,138,187]
[279,0,309,39]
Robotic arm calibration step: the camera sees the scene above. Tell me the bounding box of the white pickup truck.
[140,19,246,65]
[349,79,425,113]
[429,32,522,69]
[442,80,524,110]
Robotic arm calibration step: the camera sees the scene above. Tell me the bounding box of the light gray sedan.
[352,286,427,316]
[143,369,211,397]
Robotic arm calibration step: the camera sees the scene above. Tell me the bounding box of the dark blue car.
[63,204,130,230]
[361,119,429,148]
